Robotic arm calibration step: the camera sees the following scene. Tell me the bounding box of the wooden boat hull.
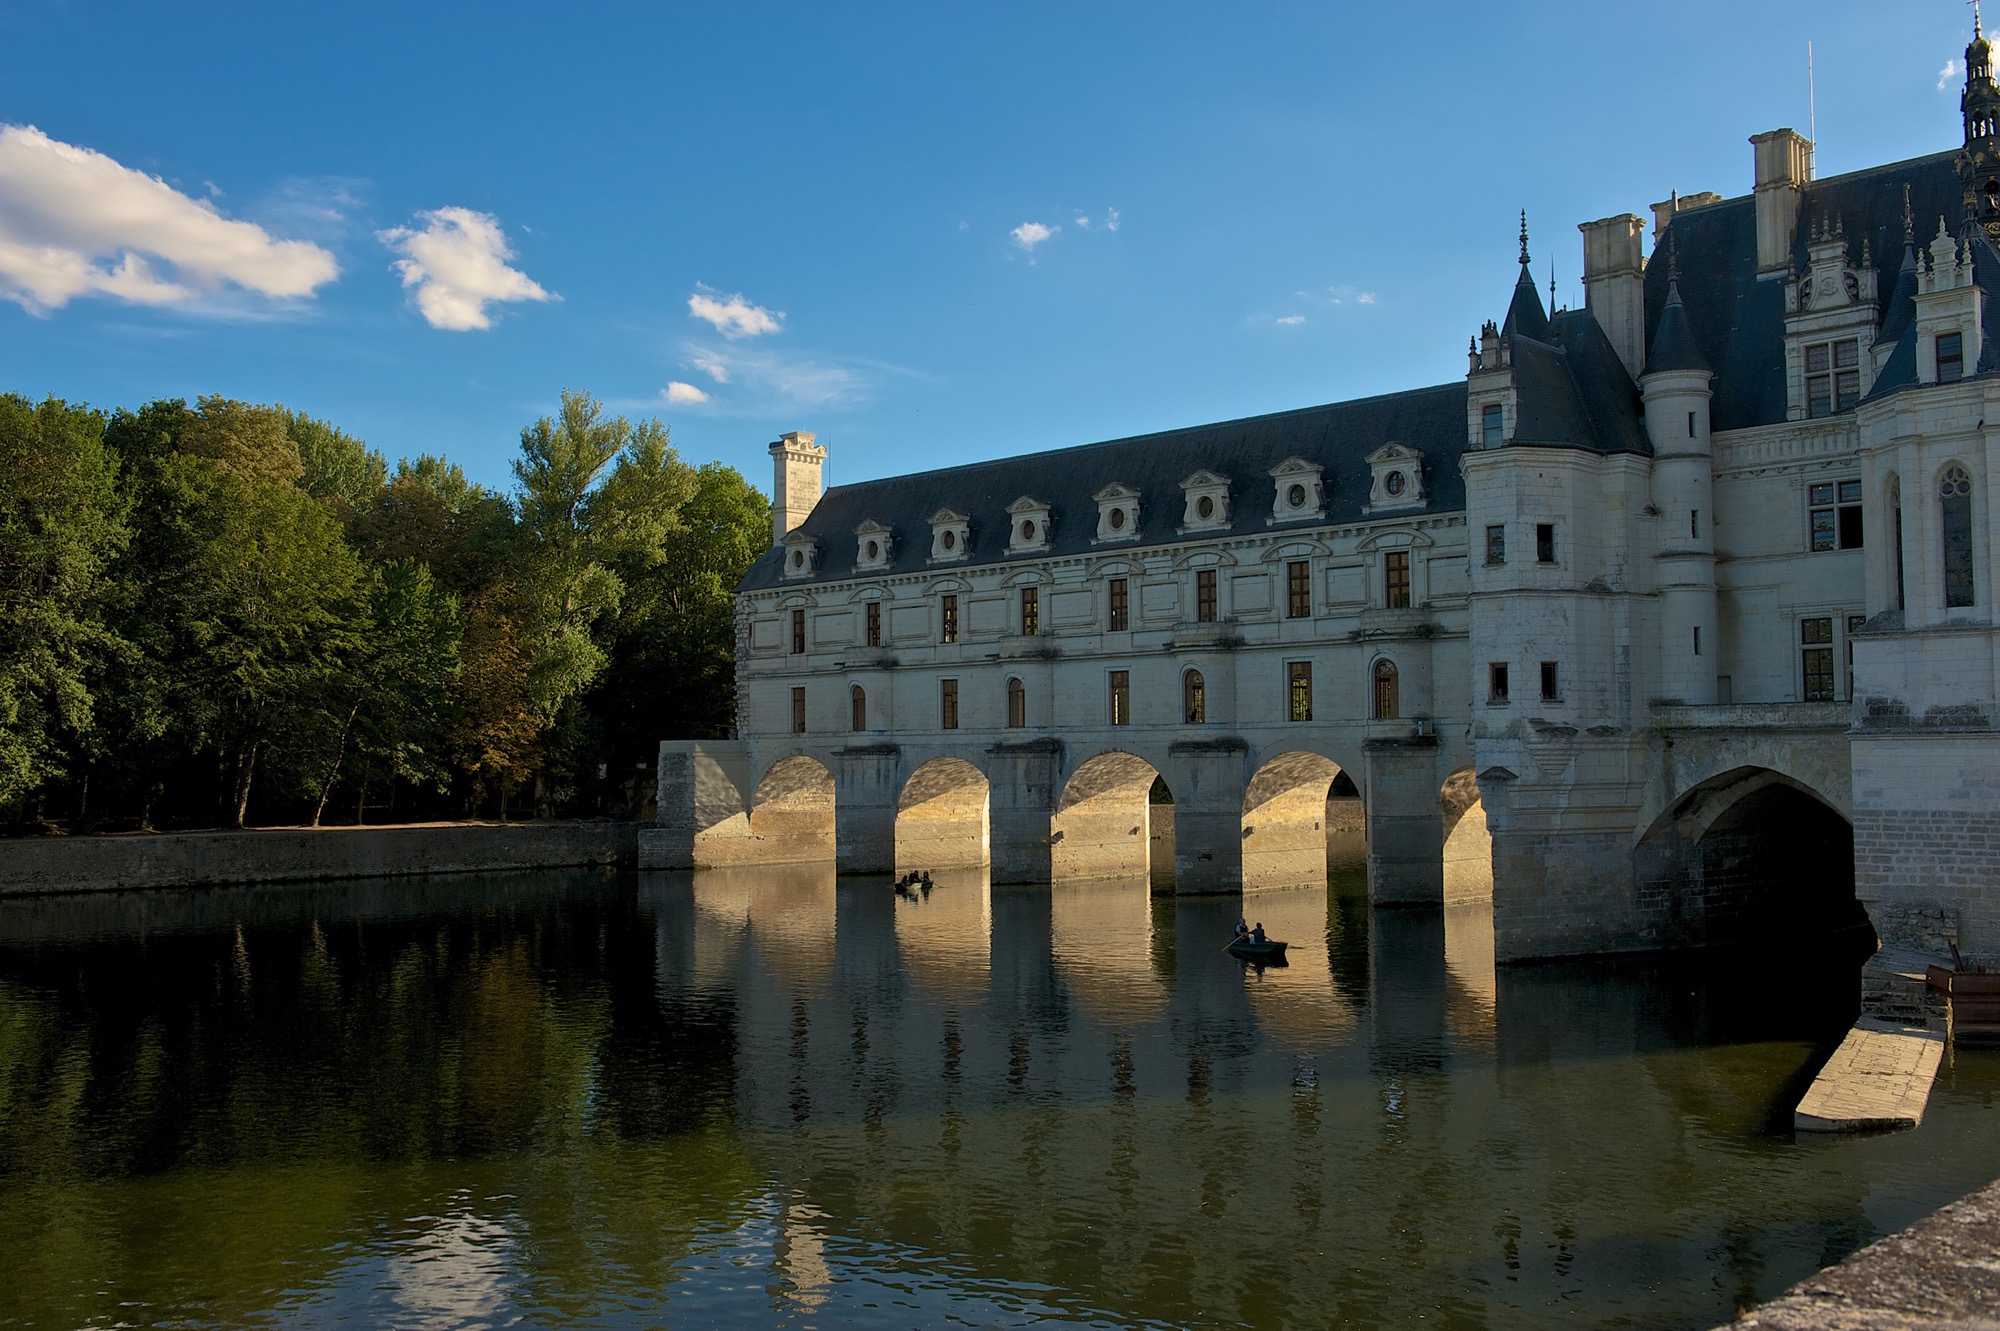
[1228,939,1288,963]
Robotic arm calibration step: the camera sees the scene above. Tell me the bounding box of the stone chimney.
[768,430,825,544]
[1751,129,1814,274]
[1649,191,1724,242]
[1579,214,1647,377]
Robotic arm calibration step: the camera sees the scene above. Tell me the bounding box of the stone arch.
[1052,750,1166,884]
[1633,764,1872,952]
[1242,749,1350,890]
[1632,735,1852,849]
[1440,766,1492,902]
[748,755,837,861]
[895,757,990,871]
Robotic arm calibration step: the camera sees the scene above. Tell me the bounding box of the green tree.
[0,395,129,812]
[286,409,386,517]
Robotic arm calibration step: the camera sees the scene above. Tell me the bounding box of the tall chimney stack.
[1579,214,1647,377]
[769,431,825,544]
[1751,129,1813,274]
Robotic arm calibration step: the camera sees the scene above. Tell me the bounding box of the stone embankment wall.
[0,822,638,896]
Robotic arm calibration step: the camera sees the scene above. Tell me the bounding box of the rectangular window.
[1687,410,1696,438]
[1801,616,1834,701]
[1488,662,1509,703]
[791,686,807,734]
[1196,568,1217,622]
[1805,338,1861,417]
[1108,578,1129,631]
[1481,402,1504,448]
[940,678,959,729]
[1288,661,1313,722]
[1384,551,1411,608]
[1808,479,1863,551]
[1539,661,1560,702]
[1535,523,1555,564]
[941,594,958,643]
[1286,561,1311,618]
[1485,524,1505,565]
[865,601,881,647]
[1690,509,1700,539]
[1693,626,1701,656]
[1109,670,1130,725]
[790,609,805,654]
[1938,330,1965,384]
[1020,586,1039,635]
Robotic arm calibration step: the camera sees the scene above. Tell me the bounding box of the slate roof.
[1512,307,1648,453]
[1865,223,2000,401]
[1645,149,1968,429]
[740,384,1471,590]
[1644,277,1711,375]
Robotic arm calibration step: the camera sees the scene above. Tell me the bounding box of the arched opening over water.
[1242,750,1355,890]
[748,756,837,862]
[1636,766,1874,955]
[1440,767,1493,903]
[1052,751,1167,885]
[895,757,990,871]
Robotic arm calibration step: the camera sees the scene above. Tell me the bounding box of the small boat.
[1228,937,1289,963]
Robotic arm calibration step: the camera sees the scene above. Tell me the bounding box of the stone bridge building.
[649,29,2000,967]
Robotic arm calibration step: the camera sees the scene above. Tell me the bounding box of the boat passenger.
[1250,923,1266,944]
[1234,918,1249,939]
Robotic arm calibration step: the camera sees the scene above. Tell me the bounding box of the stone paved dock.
[1725,1175,2000,1328]
[1794,1018,1945,1133]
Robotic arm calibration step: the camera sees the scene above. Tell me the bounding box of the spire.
[1644,234,1710,377]
[1519,209,1531,268]
[1960,3,2000,236]
[1502,211,1551,341]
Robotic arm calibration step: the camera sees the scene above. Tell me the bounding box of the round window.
[1196,495,1215,520]
[1287,483,1307,508]
[1943,465,1972,498]
[942,530,957,551]
[791,550,804,568]
[1110,507,1126,530]
[1385,470,1406,497]
[866,540,880,560]
[1021,519,1036,540]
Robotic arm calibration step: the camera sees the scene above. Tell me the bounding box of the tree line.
[0,388,769,832]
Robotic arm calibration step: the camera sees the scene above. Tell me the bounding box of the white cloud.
[1011,221,1059,255]
[1074,207,1121,233]
[379,207,551,331]
[0,123,339,314]
[1941,58,1961,91]
[688,287,783,338]
[1329,285,1378,306]
[1275,314,1306,325]
[681,342,872,412]
[692,351,731,383]
[663,381,710,405]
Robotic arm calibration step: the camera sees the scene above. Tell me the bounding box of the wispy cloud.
[1941,58,1961,91]
[669,340,918,415]
[379,206,551,330]
[692,351,731,383]
[1275,314,1306,326]
[662,380,710,405]
[688,286,783,338]
[1011,221,1059,258]
[1329,285,1377,306]
[1074,207,1121,233]
[0,123,339,314]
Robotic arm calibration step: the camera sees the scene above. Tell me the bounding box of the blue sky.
[0,1,1981,493]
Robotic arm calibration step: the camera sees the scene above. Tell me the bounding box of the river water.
[0,866,1996,1330]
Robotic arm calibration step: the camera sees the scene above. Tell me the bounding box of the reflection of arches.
[896,757,990,870]
[1634,766,1871,951]
[1372,658,1400,719]
[1440,767,1492,902]
[749,756,836,861]
[1053,751,1165,884]
[1243,750,1346,890]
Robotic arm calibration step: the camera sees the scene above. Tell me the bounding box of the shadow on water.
[0,867,1992,1330]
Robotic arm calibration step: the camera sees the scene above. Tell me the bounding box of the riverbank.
[1726,1173,2000,1328]
[0,821,638,895]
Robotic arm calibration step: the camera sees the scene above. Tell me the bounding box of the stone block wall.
[1852,732,2000,962]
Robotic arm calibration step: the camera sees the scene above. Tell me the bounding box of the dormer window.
[1093,483,1141,543]
[780,531,819,580]
[1481,403,1504,448]
[1365,443,1426,513]
[1006,496,1052,554]
[928,508,971,563]
[1939,331,1966,383]
[1179,469,1232,533]
[1806,338,1860,417]
[1268,457,1326,524]
[853,520,893,572]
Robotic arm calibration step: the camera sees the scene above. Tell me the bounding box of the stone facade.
[650,32,2000,965]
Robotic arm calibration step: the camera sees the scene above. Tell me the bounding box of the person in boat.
[1233,918,1249,940]
[1250,923,1267,944]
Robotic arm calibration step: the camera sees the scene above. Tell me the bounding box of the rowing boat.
[1227,938,1288,963]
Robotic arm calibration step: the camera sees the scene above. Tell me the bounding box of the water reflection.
[0,871,1993,1330]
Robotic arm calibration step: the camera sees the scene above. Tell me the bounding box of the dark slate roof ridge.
[1507,332,1598,449]
[808,381,1467,500]
[1552,309,1651,453]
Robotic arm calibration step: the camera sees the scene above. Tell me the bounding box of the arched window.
[850,684,866,732]
[1372,659,1400,720]
[1943,465,1975,608]
[1888,474,1905,612]
[1006,676,1026,728]
[1183,669,1206,724]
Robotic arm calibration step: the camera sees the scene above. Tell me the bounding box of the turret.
[1960,10,2000,237]
[1640,247,1718,705]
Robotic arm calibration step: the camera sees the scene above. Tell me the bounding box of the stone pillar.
[640,740,750,869]
[1363,737,1443,905]
[987,738,1062,884]
[834,745,900,874]
[1166,738,1249,893]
